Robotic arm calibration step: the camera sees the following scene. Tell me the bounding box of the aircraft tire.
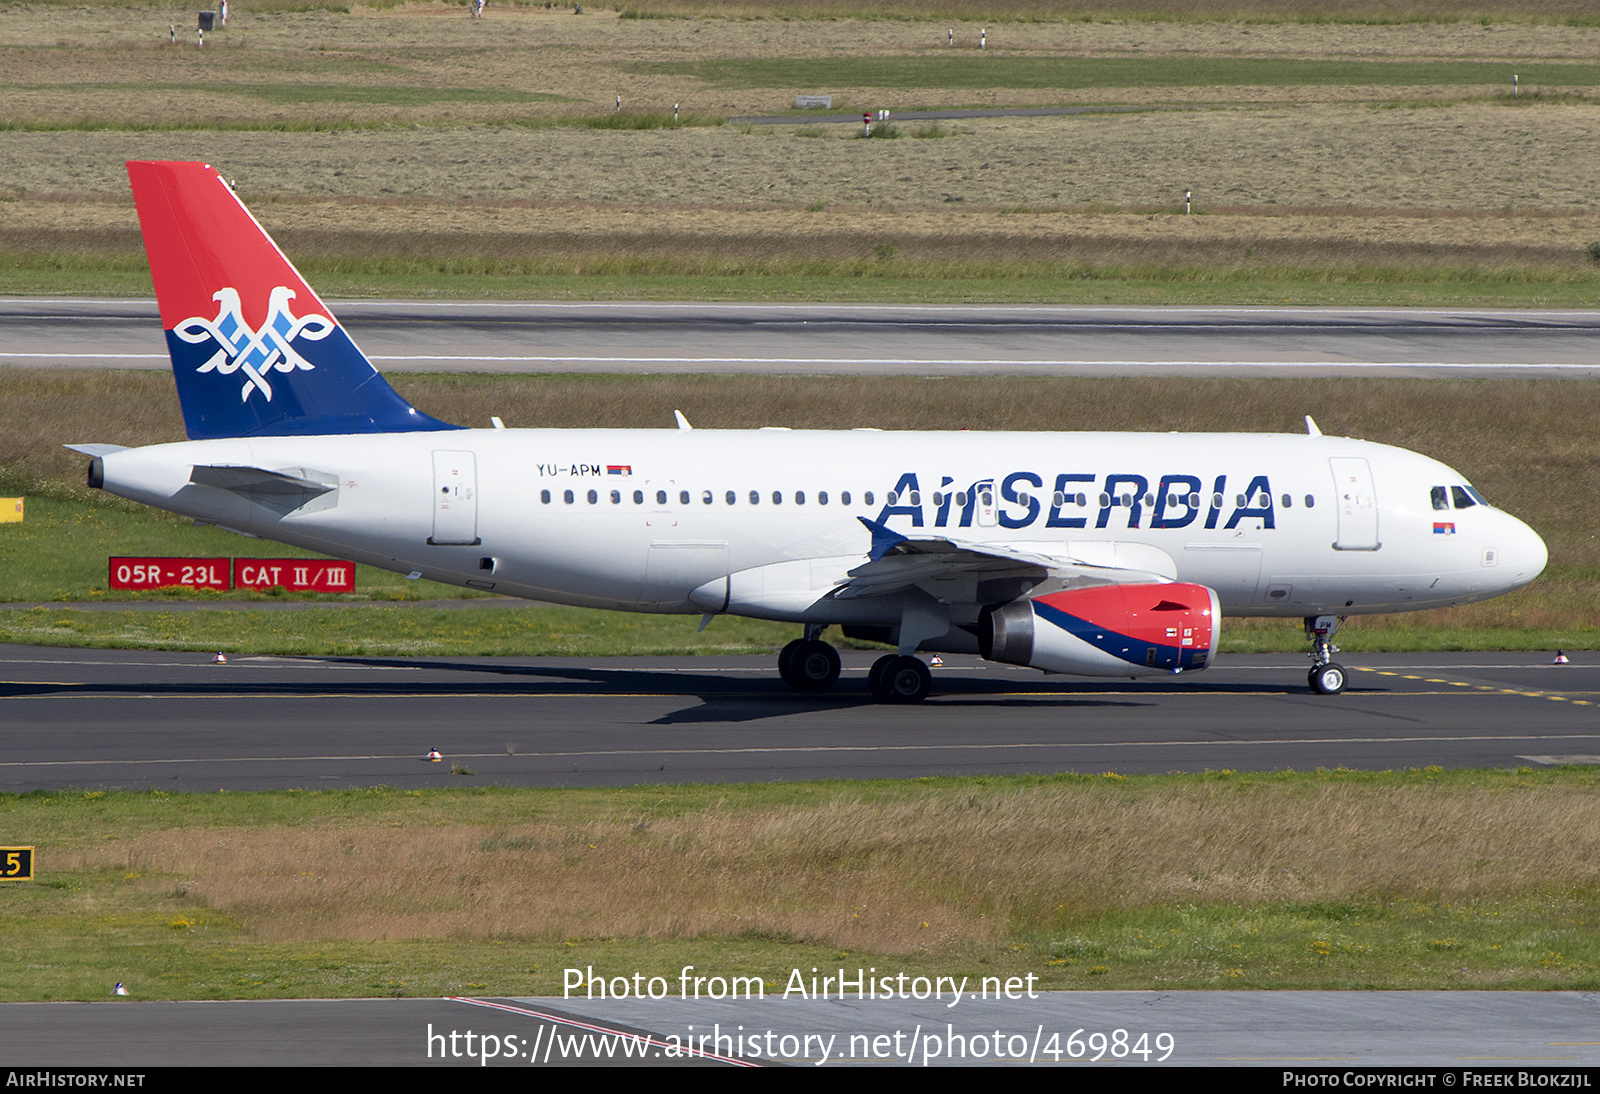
[1309,662,1347,696]
[868,654,897,699]
[791,640,841,691]
[777,639,805,688]
[878,655,932,704]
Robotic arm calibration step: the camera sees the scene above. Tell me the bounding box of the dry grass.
[55,777,1600,948]
[2,9,1600,210]
[6,102,1600,210]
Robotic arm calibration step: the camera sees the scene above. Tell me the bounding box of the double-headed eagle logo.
[174,286,335,403]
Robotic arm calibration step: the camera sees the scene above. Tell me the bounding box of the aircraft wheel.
[868,654,897,699]
[1308,662,1347,696]
[878,655,932,704]
[777,639,805,688]
[790,639,841,692]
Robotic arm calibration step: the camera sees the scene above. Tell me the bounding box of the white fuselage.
[94,427,1547,644]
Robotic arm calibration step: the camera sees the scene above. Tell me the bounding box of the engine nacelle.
[979,582,1220,677]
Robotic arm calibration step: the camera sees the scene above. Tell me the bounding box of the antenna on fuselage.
[674,410,693,431]
[1305,415,1322,436]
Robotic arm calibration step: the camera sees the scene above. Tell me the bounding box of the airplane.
[71,160,1549,703]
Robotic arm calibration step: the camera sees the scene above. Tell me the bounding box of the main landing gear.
[1305,615,1347,696]
[777,628,841,692]
[868,654,932,704]
[776,627,932,703]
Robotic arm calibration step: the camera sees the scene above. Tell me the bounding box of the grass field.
[4,768,1599,1000]
[3,7,1600,304]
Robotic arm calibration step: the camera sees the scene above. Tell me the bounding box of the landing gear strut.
[777,626,841,692]
[1305,615,1347,695]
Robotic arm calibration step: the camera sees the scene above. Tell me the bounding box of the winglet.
[858,516,908,562]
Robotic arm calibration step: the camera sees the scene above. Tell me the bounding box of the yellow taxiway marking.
[1358,667,1595,706]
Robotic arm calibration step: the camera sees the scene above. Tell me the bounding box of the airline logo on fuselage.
[875,471,1279,532]
[173,286,335,404]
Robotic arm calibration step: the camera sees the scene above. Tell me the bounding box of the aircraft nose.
[1499,512,1547,590]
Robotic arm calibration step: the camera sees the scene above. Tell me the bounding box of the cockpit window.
[1451,486,1476,510]
[1464,485,1488,506]
[1431,486,1449,511]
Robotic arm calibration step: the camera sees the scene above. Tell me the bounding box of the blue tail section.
[129,160,461,439]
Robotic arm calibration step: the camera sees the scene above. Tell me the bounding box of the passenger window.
[841,491,852,505]
[1281,493,1292,508]
[772,491,782,505]
[610,490,621,504]
[1304,494,1315,508]
[702,490,713,505]
[795,491,806,505]
[587,489,597,504]
[679,490,690,505]
[1431,486,1449,511]
[563,490,574,504]
[819,491,829,505]
[726,490,736,505]
[540,489,551,504]
[1452,486,1476,509]
[656,490,667,505]
[749,490,760,505]
[864,491,875,506]
[633,490,644,505]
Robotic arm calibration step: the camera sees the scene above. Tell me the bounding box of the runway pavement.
[5,299,1600,377]
[1,646,1593,792]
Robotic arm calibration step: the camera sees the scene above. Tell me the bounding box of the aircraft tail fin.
[126,161,459,440]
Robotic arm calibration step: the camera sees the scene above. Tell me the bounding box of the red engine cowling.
[979,582,1220,677]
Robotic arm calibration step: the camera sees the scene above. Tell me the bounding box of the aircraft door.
[430,450,480,545]
[1330,457,1380,550]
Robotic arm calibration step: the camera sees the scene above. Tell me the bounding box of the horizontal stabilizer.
[190,464,337,515]
[64,443,130,458]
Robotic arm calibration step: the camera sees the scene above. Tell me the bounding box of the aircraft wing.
[834,517,1177,601]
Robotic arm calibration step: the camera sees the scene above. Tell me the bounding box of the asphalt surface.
[1,646,1593,792]
[5,991,1599,1067]
[5,299,1600,377]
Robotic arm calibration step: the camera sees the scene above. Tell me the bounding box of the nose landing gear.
[1306,615,1347,695]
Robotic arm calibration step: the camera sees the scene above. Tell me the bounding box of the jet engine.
[978,582,1220,677]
